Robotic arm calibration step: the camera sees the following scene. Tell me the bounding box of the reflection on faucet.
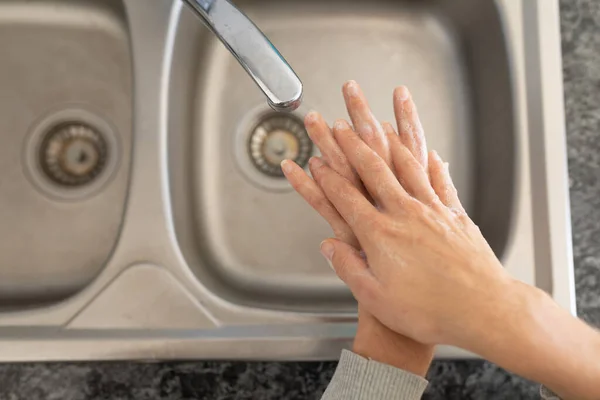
[182,0,303,112]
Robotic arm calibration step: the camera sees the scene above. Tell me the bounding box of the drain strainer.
[235,107,315,192]
[248,114,312,177]
[24,107,120,201]
[40,123,108,186]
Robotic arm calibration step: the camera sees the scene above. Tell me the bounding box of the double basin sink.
[0,0,574,360]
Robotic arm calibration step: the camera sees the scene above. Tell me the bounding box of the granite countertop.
[1,0,599,399]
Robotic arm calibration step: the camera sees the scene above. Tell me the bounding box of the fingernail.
[344,80,360,97]
[309,156,324,169]
[280,159,293,174]
[382,121,395,134]
[304,111,319,125]
[395,86,410,101]
[326,260,334,270]
[320,240,335,261]
[333,119,350,131]
[431,150,442,162]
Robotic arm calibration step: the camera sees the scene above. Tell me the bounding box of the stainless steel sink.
[0,0,575,361]
[0,0,132,310]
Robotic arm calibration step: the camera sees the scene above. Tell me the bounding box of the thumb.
[320,239,381,307]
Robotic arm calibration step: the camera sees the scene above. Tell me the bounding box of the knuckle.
[350,206,370,228]
[347,170,364,189]
[333,253,353,279]
[369,218,385,232]
[404,196,424,213]
[449,208,472,230]
[450,207,466,218]
[358,123,375,140]
[315,168,331,185]
[406,99,419,118]
[398,118,413,135]
[359,123,385,144]
[330,149,347,168]
[337,251,353,270]
[365,158,387,174]
[313,194,332,213]
[371,216,394,235]
[451,207,469,221]
[334,228,358,248]
[352,278,380,305]
[331,156,354,183]
[405,155,422,172]
[430,158,444,175]
[373,176,391,198]
[430,198,447,213]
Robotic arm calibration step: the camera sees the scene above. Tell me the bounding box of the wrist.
[353,310,434,377]
[455,280,600,400]
[446,275,537,351]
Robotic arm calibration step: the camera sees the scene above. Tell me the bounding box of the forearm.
[455,281,600,400]
[353,309,434,377]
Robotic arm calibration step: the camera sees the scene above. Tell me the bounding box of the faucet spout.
[182,0,303,112]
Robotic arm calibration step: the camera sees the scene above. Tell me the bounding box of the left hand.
[288,85,511,347]
[282,81,433,375]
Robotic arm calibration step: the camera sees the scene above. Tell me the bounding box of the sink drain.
[248,114,312,178]
[40,123,108,186]
[235,107,314,191]
[24,107,120,201]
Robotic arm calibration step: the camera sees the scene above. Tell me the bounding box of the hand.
[310,142,600,399]
[303,112,512,345]
[284,82,510,346]
[282,81,433,375]
[286,81,600,400]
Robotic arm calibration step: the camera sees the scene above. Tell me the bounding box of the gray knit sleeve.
[322,350,559,399]
[540,385,561,400]
[321,350,429,400]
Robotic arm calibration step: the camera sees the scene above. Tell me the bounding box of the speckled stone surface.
[1,0,599,399]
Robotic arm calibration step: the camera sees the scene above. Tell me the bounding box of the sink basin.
[169,0,514,312]
[0,0,575,361]
[0,0,132,309]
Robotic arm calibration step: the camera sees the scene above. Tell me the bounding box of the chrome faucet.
[182,0,303,112]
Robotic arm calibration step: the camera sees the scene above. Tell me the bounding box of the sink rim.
[0,0,575,362]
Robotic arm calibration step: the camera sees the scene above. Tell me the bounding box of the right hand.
[311,141,600,399]
[288,93,519,347]
[307,126,517,345]
[286,82,600,400]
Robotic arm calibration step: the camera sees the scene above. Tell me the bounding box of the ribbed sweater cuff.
[322,350,429,400]
[540,385,562,400]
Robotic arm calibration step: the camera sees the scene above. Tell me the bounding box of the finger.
[428,151,465,212]
[304,111,366,195]
[382,121,397,136]
[320,238,382,307]
[382,122,404,183]
[332,120,408,209]
[387,132,438,205]
[308,156,379,238]
[281,160,360,248]
[342,80,391,166]
[394,86,428,171]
